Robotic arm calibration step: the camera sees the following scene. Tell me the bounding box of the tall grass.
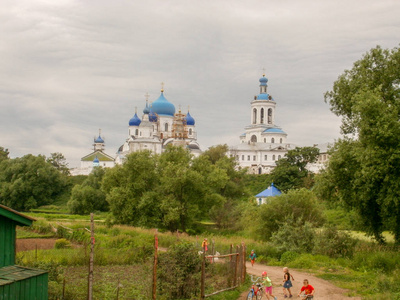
[17,215,400,299]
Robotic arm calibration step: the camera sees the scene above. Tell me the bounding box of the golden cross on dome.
[262,67,266,76]
[145,92,149,101]
[135,106,137,114]
[161,82,164,92]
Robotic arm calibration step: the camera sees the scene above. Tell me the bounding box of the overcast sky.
[1,0,399,168]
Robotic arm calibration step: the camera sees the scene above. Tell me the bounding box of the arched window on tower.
[260,108,264,124]
[271,138,275,143]
[165,123,168,132]
[251,135,257,143]
[268,108,272,124]
[258,168,262,174]
[253,108,257,124]
[280,138,283,144]
[189,128,192,135]
[135,129,138,135]
[272,154,276,160]
[264,138,266,143]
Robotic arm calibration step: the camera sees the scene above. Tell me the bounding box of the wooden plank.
[205,285,238,297]
[31,275,37,299]
[205,253,238,259]
[0,218,5,267]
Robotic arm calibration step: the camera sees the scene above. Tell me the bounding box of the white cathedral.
[115,86,201,164]
[228,73,295,174]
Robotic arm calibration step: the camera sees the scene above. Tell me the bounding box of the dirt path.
[16,238,57,252]
[238,262,361,300]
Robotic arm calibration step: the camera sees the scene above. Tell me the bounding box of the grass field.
[15,212,400,299]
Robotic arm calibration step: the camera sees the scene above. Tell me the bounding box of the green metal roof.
[0,265,47,284]
[0,205,35,227]
[81,151,115,162]
[0,278,13,285]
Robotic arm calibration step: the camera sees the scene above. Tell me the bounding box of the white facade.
[70,132,116,176]
[307,142,332,174]
[228,74,294,174]
[116,88,201,164]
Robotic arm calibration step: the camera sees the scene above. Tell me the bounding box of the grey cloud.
[0,0,399,167]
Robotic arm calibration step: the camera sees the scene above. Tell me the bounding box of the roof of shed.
[0,204,35,226]
[0,265,47,285]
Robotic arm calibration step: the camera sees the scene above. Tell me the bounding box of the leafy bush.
[351,251,400,273]
[280,251,300,264]
[67,167,108,215]
[253,189,324,241]
[55,238,71,249]
[31,219,55,235]
[313,226,357,258]
[245,242,281,263]
[270,219,315,253]
[288,254,317,269]
[322,206,362,230]
[157,241,201,299]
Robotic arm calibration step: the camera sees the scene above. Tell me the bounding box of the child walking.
[249,249,257,266]
[262,271,277,300]
[282,267,294,298]
[201,238,208,252]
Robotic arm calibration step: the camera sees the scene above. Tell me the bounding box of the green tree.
[192,145,249,229]
[102,145,249,232]
[253,189,324,241]
[0,154,67,210]
[0,147,9,161]
[271,146,319,192]
[270,219,316,253]
[102,151,159,226]
[46,152,70,175]
[323,45,400,244]
[156,146,205,232]
[68,167,108,214]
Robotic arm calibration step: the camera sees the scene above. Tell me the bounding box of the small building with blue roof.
[255,183,282,205]
[71,129,116,175]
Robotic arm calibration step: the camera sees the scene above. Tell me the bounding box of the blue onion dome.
[151,91,175,116]
[184,111,195,125]
[149,107,158,122]
[94,135,104,143]
[259,74,268,86]
[129,113,141,126]
[143,101,150,114]
[93,156,100,163]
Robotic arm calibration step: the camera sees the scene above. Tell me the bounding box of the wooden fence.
[200,243,246,299]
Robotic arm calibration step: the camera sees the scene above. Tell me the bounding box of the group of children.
[260,267,314,299]
[250,250,315,299]
[260,267,315,299]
